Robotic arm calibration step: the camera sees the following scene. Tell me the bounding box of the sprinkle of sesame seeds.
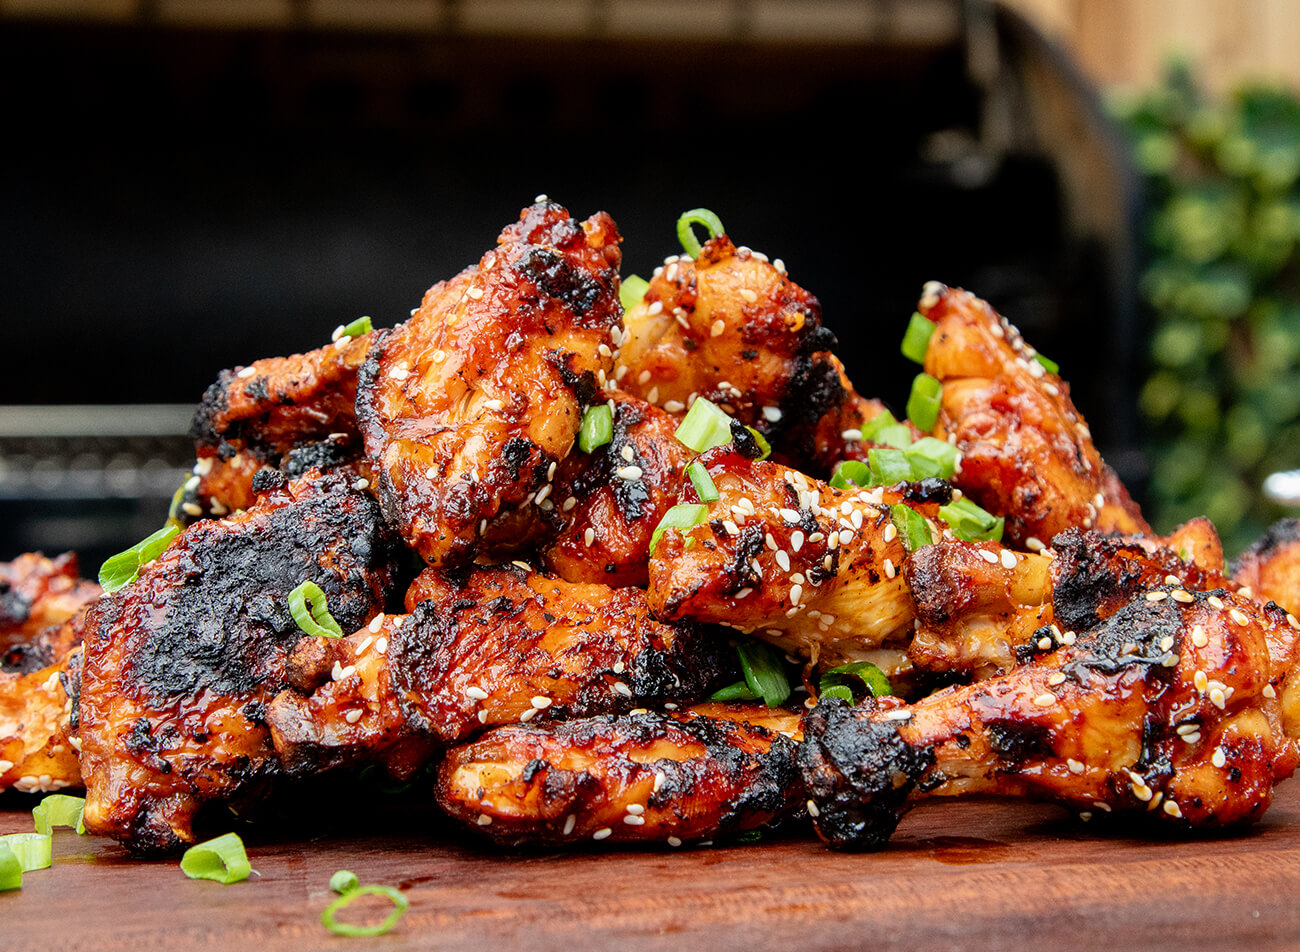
[882,710,912,721]
[1146,591,1168,602]
[734,587,753,599]
[1229,608,1251,626]
[884,559,896,579]
[562,814,577,836]
[593,828,612,840]
[466,686,489,701]
[1194,670,1209,693]
[790,584,803,605]
[841,429,863,442]
[345,709,363,724]
[1163,800,1183,818]
[519,708,538,722]
[1207,595,1225,610]
[979,550,999,565]
[806,799,821,818]
[623,815,645,826]
[790,530,805,552]
[237,366,257,379]
[616,465,643,481]
[621,445,635,462]
[390,368,410,381]
[1209,688,1227,710]
[667,836,683,847]
[584,528,595,547]
[477,709,488,723]
[1037,637,1052,651]
[710,319,726,337]
[1264,684,1277,699]
[838,529,853,546]
[1025,537,1045,552]
[882,523,897,544]
[775,550,791,572]
[1048,672,1066,686]
[1033,692,1056,707]
[1067,759,1084,774]
[612,681,633,697]
[375,637,388,654]
[850,510,863,530]
[612,661,626,674]
[740,288,758,304]
[182,502,203,517]
[1212,747,1227,768]
[663,400,685,413]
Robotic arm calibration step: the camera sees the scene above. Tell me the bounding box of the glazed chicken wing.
[1232,518,1300,614]
[646,445,929,678]
[0,552,100,659]
[0,638,84,796]
[436,703,803,846]
[77,472,402,853]
[801,587,1300,850]
[264,564,730,778]
[917,282,1149,549]
[357,201,623,569]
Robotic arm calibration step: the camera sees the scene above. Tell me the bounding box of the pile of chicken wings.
[4,199,1300,855]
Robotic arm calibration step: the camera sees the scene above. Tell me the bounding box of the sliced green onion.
[180,832,252,884]
[0,842,22,891]
[737,642,791,708]
[873,422,913,449]
[686,461,719,503]
[1035,353,1060,375]
[939,497,1005,542]
[649,503,709,556]
[743,426,772,461]
[288,581,345,639]
[906,373,943,432]
[32,795,86,836]
[330,869,360,895]
[98,524,181,593]
[0,833,52,873]
[819,661,893,701]
[710,679,760,702]
[676,208,726,259]
[322,884,410,937]
[674,398,733,452]
[868,448,915,486]
[859,409,899,442]
[829,460,871,490]
[338,316,372,340]
[577,404,614,453]
[900,311,936,363]
[890,504,933,552]
[905,437,961,480]
[620,274,650,313]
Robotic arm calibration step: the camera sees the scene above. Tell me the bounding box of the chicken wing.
[436,703,803,847]
[357,201,623,569]
[801,586,1300,850]
[0,637,84,795]
[918,282,1149,549]
[264,564,730,778]
[1,551,100,658]
[1232,518,1300,614]
[646,445,929,678]
[76,471,403,853]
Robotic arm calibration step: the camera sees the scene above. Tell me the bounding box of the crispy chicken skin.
[1232,518,1300,614]
[0,552,100,657]
[187,333,371,515]
[906,519,1230,680]
[357,201,623,569]
[265,564,730,778]
[614,235,858,475]
[646,445,932,677]
[533,391,693,587]
[918,282,1149,548]
[77,472,401,853]
[802,588,1300,850]
[0,638,84,795]
[436,703,803,846]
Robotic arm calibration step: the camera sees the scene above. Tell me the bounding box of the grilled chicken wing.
[646,445,933,678]
[436,703,803,846]
[264,564,730,778]
[357,201,623,569]
[186,332,372,516]
[1,552,100,658]
[801,587,1300,850]
[917,282,1149,549]
[76,471,402,853]
[0,637,84,795]
[1232,518,1300,614]
[614,235,864,476]
[905,519,1230,680]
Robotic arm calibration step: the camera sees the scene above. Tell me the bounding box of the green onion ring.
[288,581,345,639]
[676,208,726,259]
[180,832,252,884]
[321,884,410,937]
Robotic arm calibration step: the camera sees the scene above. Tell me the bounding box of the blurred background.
[1,0,1298,568]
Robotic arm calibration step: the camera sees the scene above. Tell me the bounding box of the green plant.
[1111,61,1300,554]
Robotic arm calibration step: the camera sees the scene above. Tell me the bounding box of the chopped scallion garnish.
[742,426,772,461]
[737,642,791,708]
[321,884,410,937]
[676,208,726,259]
[0,842,21,891]
[829,460,871,490]
[818,661,893,702]
[906,437,960,479]
[674,398,734,453]
[32,795,86,836]
[330,869,360,895]
[889,504,933,552]
[686,460,719,503]
[340,316,372,339]
[577,404,614,453]
[906,373,943,432]
[709,680,760,702]
[859,409,899,442]
[0,833,52,874]
[620,274,650,313]
[98,524,181,593]
[649,503,709,556]
[938,497,1005,542]
[180,832,252,885]
[288,581,345,639]
[900,311,935,363]
[1035,353,1060,374]
[867,448,914,486]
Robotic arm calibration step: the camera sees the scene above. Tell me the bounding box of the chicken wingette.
[357,200,623,569]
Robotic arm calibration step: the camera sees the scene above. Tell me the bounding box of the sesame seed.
[1207,595,1225,610]
[562,496,578,512]
[740,288,758,304]
[882,710,912,721]
[791,530,805,552]
[1025,537,1045,552]
[1209,688,1227,710]
[425,466,438,480]
[616,465,643,481]
[1191,625,1208,647]
[850,510,863,530]
[884,559,896,579]
[647,386,660,404]
[621,445,635,462]
[775,550,791,572]
[1033,692,1056,707]
[612,681,633,697]
[182,502,203,517]
[1229,608,1250,626]
[1000,549,1017,570]
[979,550,999,565]
[766,533,778,550]
[1146,591,1168,602]
[841,429,863,441]
[598,343,612,358]
[779,508,801,523]
[584,528,595,547]
[1037,637,1052,650]
[237,366,257,379]
[612,661,626,674]
[1067,759,1084,774]
[375,637,388,654]
[1264,684,1277,699]
[734,587,753,599]
[563,814,577,835]
[883,524,897,544]
[839,529,853,545]
[723,520,740,536]
[1163,800,1183,818]
[790,584,803,605]
[763,406,783,422]
[1048,672,1066,685]
[477,710,488,723]
[344,709,363,724]
[623,814,646,826]
[1212,748,1227,768]
[1176,722,1199,736]
[1181,731,1202,745]
[663,400,685,413]
[806,799,821,818]
[534,485,552,505]
[519,708,538,722]
[466,686,489,701]
[593,828,613,840]
[1194,670,1209,693]
[710,319,726,337]
[667,836,683,847]
[1159,635,1175,651]
[390,368,410,381]
[638,370,652,385]
[467,286,483,300]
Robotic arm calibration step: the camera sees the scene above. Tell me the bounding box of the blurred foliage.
[1111,61,1300,554]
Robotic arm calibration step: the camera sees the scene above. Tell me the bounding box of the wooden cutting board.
[3,783,1299,952]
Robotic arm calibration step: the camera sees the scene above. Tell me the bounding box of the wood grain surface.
[4,783,1300,952]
